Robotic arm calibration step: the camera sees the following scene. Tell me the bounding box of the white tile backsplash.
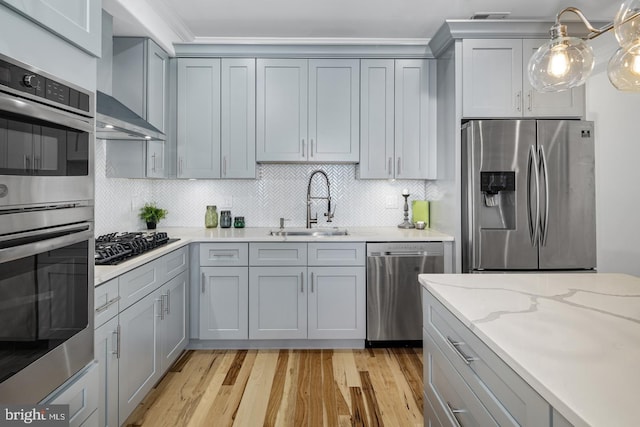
[95,139,440,235]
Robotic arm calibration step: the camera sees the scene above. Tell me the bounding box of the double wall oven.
[0,54,95,403]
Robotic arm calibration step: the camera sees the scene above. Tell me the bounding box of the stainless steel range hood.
[96,91,165,141]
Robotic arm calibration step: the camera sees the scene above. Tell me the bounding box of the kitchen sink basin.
[269,228,349,237]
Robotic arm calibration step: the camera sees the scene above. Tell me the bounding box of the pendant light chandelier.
[528,0,640,92]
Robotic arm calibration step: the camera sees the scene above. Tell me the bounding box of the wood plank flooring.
[124,348,424,427]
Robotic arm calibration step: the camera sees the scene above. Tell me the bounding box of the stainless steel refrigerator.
[461,120,596,273]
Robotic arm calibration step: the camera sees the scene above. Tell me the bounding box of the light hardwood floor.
[124,348,424,427]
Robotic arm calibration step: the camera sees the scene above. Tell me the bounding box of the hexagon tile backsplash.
[94,139,441,235]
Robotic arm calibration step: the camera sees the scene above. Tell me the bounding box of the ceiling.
[107,0,619,43]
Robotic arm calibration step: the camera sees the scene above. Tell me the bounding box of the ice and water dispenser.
[479,171,516,229]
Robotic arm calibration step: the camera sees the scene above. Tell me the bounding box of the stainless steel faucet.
[306,170,334,228]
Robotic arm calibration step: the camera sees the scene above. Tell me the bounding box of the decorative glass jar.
[205,205,218,228]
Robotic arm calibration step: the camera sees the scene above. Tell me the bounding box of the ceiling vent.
[470,12,511,20]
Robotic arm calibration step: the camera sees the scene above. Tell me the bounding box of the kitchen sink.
[269,228,349,237]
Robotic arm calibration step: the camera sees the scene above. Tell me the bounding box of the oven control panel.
[0,56,90,113]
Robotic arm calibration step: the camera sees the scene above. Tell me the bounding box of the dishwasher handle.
[370,251,437,257]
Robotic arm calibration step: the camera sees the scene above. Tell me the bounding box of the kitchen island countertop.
[419,273,640,427]
[95,226,452,285]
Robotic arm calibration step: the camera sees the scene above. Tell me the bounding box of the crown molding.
[174,38,433,58]
[152,0,195,42]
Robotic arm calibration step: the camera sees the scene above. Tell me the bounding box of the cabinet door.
[359,59,395,179]
[159,271,188,372]
[221,58,256,178]
[307,266,365,339]
[146,39,169,132]
[48,363,99,427]
[256,59,308,162]
[146,140,165,178]
[118,290,161,425]
[177,58,221,178]
[522,39,585,118]
[395,59,436,179]
[94,317,119,427]
[200,266,249,339]
[249,267,307,339]
[308,59,359,162]
[462,39,523,118]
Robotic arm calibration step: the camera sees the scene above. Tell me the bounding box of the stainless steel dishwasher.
[366,242,446,346]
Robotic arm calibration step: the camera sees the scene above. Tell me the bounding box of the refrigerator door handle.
[527,145,541,247]
[539,145,550,246]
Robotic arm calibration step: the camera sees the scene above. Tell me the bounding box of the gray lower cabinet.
[200,266,249,339]
[118,287,162,426]
[45,363,99,427]
[247,242,365,340]
[249,266,307,339]
[94,247,189,427]
[422,288,571,427]
[94,317,119,427]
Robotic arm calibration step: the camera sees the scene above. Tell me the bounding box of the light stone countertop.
[95,226,453,285]
[419,273,640,427]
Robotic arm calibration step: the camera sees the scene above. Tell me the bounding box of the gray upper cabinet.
[360,59,436,179]
[462,39,584,118]
[0,0,101,56]
[176,58,256,179]
[176,58,222,178]
[256,58,359,163]
[107,37,169,179]
[221,58,256,178]
[113,38,169,133]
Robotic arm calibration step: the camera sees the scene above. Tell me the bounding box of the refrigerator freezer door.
[537,120,596,269]
[464,120,539,270]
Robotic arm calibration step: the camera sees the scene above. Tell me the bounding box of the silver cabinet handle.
[223,156,227,176]
[165,290,171,315]
[397,157,401,176]
[301,139,306,157]
[388,157,392,176]
[300,272,304,292]
[527,90,533,111]
[158,296,165,320]
[179,157,183,176]
[310,139,314,157]
[112,325,121,359]
[95,296,121,313]
[516,90,522,112]
[311,272,315,293]
[151,153,156,172]
[446,336,477,365]
[201,272,205,293]
[446,402,466,427]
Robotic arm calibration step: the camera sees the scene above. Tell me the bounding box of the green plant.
[139,203,168,224]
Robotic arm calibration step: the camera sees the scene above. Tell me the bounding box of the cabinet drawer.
[308,242,365,266]
[200,243,248,266]
[47,363,99,427]
[119,258,160,310]
[162,246,189,280]
[423,329,498,427]
[249,243,307,266]
[94,278,119,328]
[423,289,549,427]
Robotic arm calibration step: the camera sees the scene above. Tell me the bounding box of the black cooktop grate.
[95,231,178,265]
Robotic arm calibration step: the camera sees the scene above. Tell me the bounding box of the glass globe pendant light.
[528,24,595,92]
[614,0,640,48]
[608,42,640,90]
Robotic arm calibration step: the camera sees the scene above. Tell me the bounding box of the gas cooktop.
[95,231,179,265]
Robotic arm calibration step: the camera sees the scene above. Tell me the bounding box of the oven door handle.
[0,223,93,262]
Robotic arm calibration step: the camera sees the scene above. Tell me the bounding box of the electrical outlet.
[221,196,233,208]
[385,195,397,209]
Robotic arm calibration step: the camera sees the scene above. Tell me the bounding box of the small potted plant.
[139,203,168,230]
